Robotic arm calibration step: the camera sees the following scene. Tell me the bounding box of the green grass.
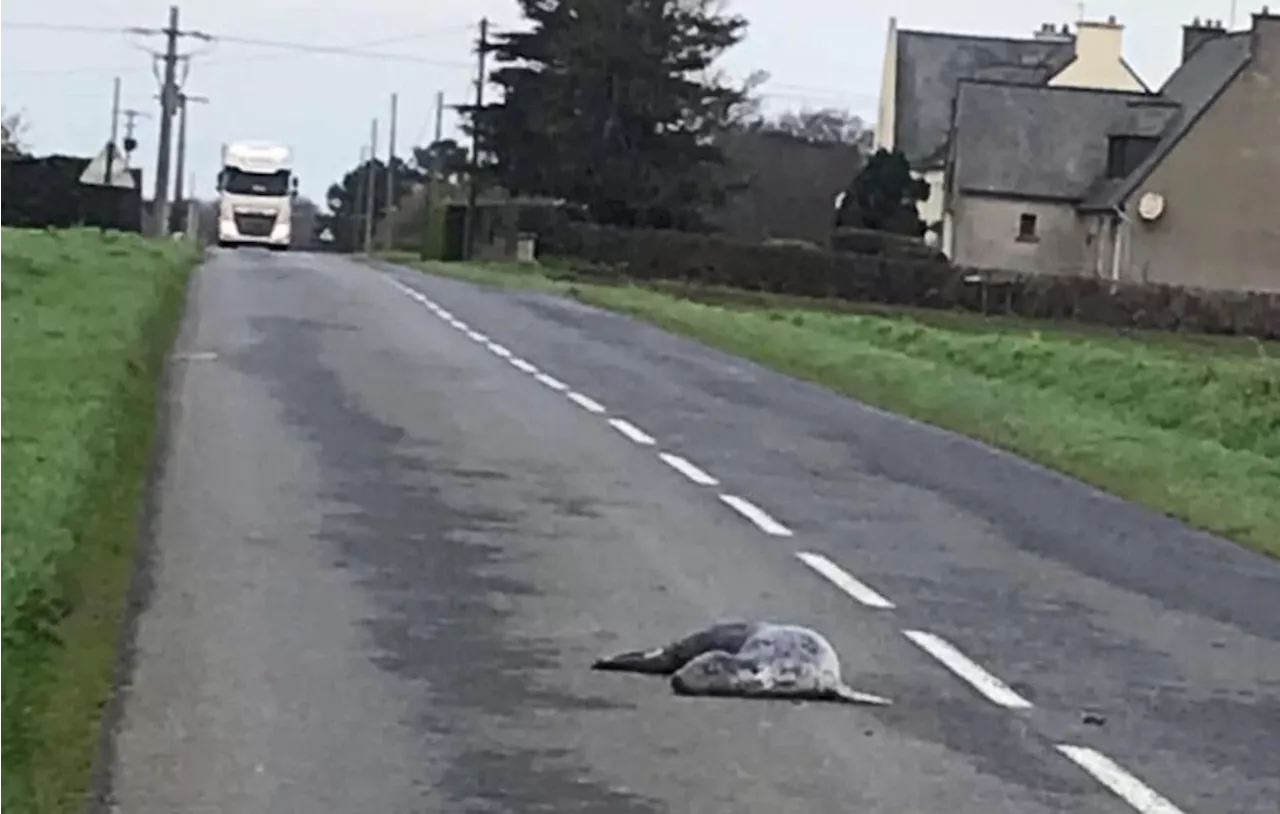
[388,255,1280,557]
[2,227,199,813]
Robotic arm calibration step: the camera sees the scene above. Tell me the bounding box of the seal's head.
[671,650,766,696]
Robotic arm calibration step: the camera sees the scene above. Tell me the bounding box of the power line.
[1,21,125,33]
[2,21,475,69]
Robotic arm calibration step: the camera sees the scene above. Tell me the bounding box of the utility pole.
[462,17,489,261]
[129,6,211,236]
[353,144,368,253]
[385,92,398,252]
[105,77,122,184]
[151,6,180,236]
[363,117,378,254]
[171,92,209,233]
[120,109,147,167]
[421,90,446,262]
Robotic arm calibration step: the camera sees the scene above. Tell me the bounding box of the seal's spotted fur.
[592,621,891,706]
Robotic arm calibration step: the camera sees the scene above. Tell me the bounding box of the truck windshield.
[222,167,291,196]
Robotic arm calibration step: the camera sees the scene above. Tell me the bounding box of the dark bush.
[1,155,143,233]
[537,222,1280,340]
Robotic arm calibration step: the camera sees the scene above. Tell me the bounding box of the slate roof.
[1080,31,1251,210]
[948,81,1178,201]
[893,30,1073,168]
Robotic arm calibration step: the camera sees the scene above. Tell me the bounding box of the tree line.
[324,0,929,250]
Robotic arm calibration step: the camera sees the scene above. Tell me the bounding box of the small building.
[873,15,1148,244]
[942,11,1280,292]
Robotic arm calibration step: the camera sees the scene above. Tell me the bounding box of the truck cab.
[216,140,299,251]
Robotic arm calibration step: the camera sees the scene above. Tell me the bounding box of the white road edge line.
[450,319,468,330]
[658,452,719,486]
[1056,745,1187,814]
[567,391,607,414]
[718,494,793,537]
[795,552,895,609]
[535,372,567,391]
[437,308,454,320]
[466,330,488,343]
[509,358,538,374]
[902,630,1032,710]
[487,342,514,359]
[608,418,656,446]
[389,280,430,305]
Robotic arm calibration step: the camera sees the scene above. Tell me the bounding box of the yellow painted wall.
[1048,21,1146,91]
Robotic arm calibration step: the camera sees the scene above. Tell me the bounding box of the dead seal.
[592,621,891,706]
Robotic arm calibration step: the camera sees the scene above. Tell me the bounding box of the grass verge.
[2,227,199,813]
[385,255,1280,557]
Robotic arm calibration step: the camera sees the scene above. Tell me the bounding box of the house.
[873,15,1148,243]
[943,83,1175,276]
[944,11,1280,292]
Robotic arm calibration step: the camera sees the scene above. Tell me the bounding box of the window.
[1017,212,1038,241]
[220,167,291,196]
[1105,135,1159,179]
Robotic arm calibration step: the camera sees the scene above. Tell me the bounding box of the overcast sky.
[2,0,1256,201]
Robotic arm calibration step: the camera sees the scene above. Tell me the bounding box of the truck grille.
[233,212,278,237]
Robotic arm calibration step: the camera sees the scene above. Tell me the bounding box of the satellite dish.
[1137,191,1165,222]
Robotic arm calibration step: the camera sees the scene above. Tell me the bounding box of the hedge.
[538,223,1280,339]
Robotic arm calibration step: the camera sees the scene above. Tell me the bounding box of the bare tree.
[756,106,872,148]
[2,108,31,159]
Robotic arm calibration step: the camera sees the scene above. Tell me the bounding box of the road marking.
[795,552,895,609]
[902,630,1032,709]
[608,418,656,446]
[437,308,454,320]
[466,330,488,343]
[658,452,719,486]
[173,351,219,362]
[567,391,607,414]
[488,342,513,359]
[1056,746,1187,814]
[510,357,538,374]
[451,319,468,330]
[535,372,567,391]
[389,280,431,306]
[719,494,793,537]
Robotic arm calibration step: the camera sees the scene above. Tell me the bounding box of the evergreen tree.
[466,0,752,230]
[835,148,929,236]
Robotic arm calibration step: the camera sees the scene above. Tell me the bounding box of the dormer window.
[1106,135,1159,178]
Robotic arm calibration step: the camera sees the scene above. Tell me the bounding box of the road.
[100,249,1280,813]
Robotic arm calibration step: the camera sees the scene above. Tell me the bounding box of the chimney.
[1182,16,1226,63]
[1073,17,1125,66]
[1034,21,1074,42]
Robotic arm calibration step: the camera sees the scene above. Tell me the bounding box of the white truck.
[216,140,298,250]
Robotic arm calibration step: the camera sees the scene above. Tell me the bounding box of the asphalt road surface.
[100,249,1280,814]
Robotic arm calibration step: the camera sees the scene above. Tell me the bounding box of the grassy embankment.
[383,253,1280,558]
[2,228,199,813]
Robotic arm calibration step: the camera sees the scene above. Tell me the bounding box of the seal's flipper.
[594,622,760,676]
[833,685,892,706]
[591,647,677,674]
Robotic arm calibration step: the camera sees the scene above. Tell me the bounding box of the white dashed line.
[658,453,720,486]
[567,391,607,414]
[509,357,538,374]
[450,319,468,330]
[903,630,1032,710]
[389,280,431,306]
[487,342,514,358]
[795,551,895,609]
[1056,746,1186,814]
[535,372,567,391]
[437,308,454,320]
[466,330,488,343]
[718,494,793,537]
[608,418,656,446]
